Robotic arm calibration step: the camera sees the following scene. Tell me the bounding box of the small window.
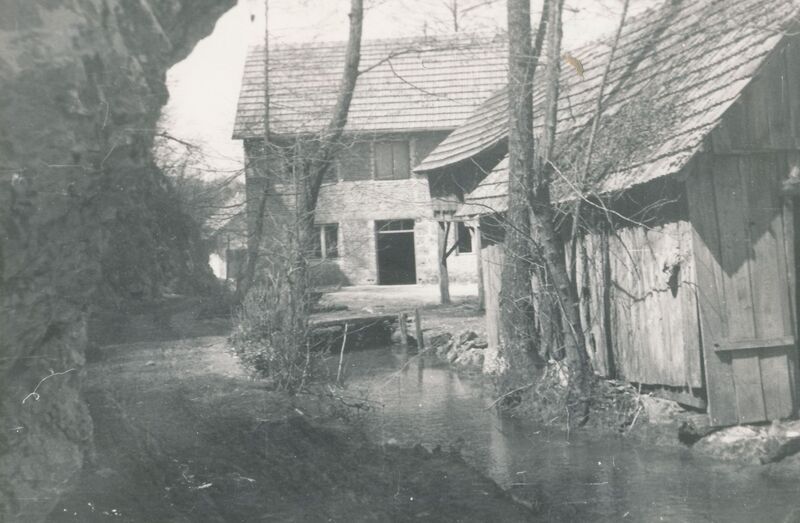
[323,224,339,258]
[312,224,339,259]
[339,142,371,181]
[456,222,473,254]
[374,141,410,180]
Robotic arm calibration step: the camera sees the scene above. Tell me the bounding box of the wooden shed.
[415,0,800,426]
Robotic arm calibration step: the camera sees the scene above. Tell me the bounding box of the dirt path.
[50,333,531,522]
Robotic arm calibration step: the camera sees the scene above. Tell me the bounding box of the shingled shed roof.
[425,0,799,217]
[415,85,509,174]
[233,34,508,138]
[457,157,509,217]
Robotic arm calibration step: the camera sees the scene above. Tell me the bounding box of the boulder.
[435,340,454,359]
[638,395,685,425]
[455,330,478,346]
[762,420,800,463]
[471,338,488,349]
[446,344,465,364]
[693,425,769,464]
[454,348,485,370]
[428,332,453,349]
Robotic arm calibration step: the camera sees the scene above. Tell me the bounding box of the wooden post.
[414,307,424,349]
[437,219,451,305]
[336,322,348,385]
[398,312,409,346]
[474,222,485,312]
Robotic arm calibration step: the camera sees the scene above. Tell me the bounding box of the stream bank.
[55,290,800,521]
[52,334,532,522]
[317,284,800,476]
[321,284,800,471]
[424,327,800,475]
[341,346,800,522]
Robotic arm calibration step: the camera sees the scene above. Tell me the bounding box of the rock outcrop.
[0,1,234,520]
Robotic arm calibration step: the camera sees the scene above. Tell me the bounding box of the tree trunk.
[283,0,363,361]
[530,0,593,425]
[500,0,540,375]
[243,0,362,306]
[308,0,363,200]
[238,0,271,300]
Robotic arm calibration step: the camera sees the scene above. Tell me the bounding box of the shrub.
[230,280,326,392]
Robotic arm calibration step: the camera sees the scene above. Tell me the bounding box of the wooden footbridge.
[309,309,424,350]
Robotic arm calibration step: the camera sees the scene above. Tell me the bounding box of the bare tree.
[520,0,630,425]
[501,0,600,425]
[240,0,272,299]
[527,0,595,425]
[499,0,548,377]
[234,0,364,390]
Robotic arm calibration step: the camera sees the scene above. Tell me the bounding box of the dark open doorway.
[376,219,416,285]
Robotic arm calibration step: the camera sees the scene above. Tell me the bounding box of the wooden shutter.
[392,141,410,179]
[374,142,394,180]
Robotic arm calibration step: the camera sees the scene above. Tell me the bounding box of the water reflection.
[343,346,800,522]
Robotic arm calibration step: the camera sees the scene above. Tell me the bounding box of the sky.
[159,0,655,180]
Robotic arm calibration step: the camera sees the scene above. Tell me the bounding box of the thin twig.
[22,368,76,404]
[486,382,534,410]
[626,382,643,434]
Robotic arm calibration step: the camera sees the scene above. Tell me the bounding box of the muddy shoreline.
[65,289,800,522]
[421,322,800,476]
[52,334,532,522]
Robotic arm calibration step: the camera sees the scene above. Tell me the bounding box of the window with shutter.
[374,141,410,180]
[339,142,372,181]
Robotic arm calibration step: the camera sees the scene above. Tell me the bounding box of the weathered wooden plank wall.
[575,233,611,377]
[687,151,798,425]
[711,37,800,153]
[481,243,505,373]
[578,220,703,388]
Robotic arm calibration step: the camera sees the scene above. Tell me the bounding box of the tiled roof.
[233,34,508,138]
[457,157,508,217]
[417,85,509,174]
[426,0,799,217]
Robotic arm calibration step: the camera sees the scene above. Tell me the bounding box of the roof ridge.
[246,31,507,54]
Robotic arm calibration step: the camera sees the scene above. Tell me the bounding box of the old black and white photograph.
[3,0,800,520]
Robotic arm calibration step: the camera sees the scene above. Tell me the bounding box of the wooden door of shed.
[687,153,798,426]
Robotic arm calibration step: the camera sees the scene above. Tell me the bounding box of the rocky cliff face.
[0,1,234,520]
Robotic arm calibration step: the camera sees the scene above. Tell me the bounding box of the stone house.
[232,34,507,285]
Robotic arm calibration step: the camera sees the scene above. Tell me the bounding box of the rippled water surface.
[341,346,800,522]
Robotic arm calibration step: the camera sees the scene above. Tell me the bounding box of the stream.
[342,346,800,522]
